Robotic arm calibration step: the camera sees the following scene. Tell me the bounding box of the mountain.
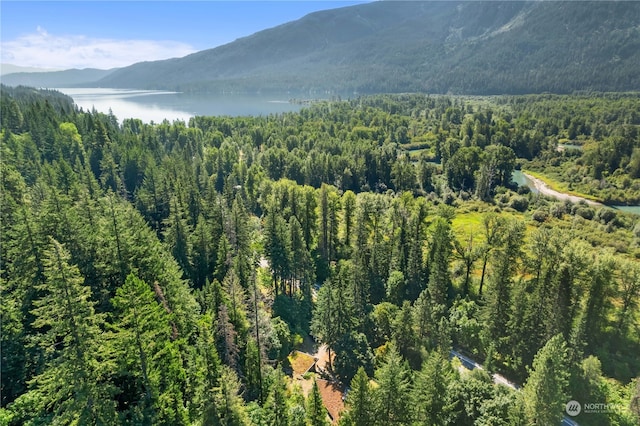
[0,64,62,76]
[1,67,117,88]
[8,1,640,95]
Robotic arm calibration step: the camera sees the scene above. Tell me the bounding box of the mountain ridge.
[1,67,118,88]
[3,1,639,95]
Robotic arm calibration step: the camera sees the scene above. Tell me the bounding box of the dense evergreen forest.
[1,85,640,425]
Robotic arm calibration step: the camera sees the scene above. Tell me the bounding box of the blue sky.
[1,1,369,70]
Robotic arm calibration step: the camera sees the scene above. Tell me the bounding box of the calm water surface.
[56,88,304,123]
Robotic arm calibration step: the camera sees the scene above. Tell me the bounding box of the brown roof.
[315,379,345,423]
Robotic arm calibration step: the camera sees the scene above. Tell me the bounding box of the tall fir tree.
[412,350,458,425]
[15,238,117,424]
[522,334,570,425]
[340,367,373,426]
[372,344,412,425]
[306,380,329,426]
[264,367,290,426]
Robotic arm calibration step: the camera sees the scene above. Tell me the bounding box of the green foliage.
[333,332,374,383]
[306,381,329,426]
[522,334,570,426]
[340,367,373,426]
[263,367,289,426]
[372,344,412,425]
[413,350,459,425]
[2,87,639,426]
[14,238,117,425]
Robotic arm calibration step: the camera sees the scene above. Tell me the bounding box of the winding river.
[512,170,640,215]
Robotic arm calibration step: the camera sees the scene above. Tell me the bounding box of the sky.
[1,1,369,70]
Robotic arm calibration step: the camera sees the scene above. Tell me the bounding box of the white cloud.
[1,27,197,70]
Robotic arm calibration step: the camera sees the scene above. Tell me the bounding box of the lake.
[55,88,305,123]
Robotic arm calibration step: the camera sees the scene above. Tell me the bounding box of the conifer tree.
[1,200,48,404]
[306,380,329,426]
[583,253,615,348]
[164,195,193,280]
[453,231,480,297]
[264,208,291,295]
[214,234,232,283]
[244,338,263,402]
[372,344,412,425]
[615,258,640,335]
[522,334,569,425]
[478,213,506,296]
[482,219,524,353]
[318,183,341,263]
[264,367,290,426]
[217,304,240,371]
[17,238,117,424]
[392,301,416,361]
[311,279,337,369]
[413,350,457,425]
[301,185,318,251]
[215,366,250,426]
[112,274,164,417]
[405,198,428,301]
[112,273,191,424]
[412,288,433,347]
[341,190,357,255]
[229,194,252,287]
[340,367,373,426]
[427,217,453,308]
[190,214,215,288]
[290,215,314,299]
[186,313,222,421]
[288,383,308,426]
[223,268,249,333]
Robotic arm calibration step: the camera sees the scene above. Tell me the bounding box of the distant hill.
[1,68,117,88]
[7,1,640,95]
[0,64,62,76]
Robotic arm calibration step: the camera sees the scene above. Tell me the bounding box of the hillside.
[0,67,117,88]
[3,1,639,95]
[0,64,62,76]
[94,1,640,95]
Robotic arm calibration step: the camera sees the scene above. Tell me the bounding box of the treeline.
[1,86,639,425]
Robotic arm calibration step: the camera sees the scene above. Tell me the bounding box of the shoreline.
[522,172,602,207]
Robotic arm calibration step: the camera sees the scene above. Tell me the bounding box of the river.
[511,170,601,206]
[512,170,640,214]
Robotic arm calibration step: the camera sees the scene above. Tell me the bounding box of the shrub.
[596,208,616,224]
[532,209,549,222]
[549,203,566,218]
[517,185,531,195]
[575,206,595,220]
[510,196,529,212]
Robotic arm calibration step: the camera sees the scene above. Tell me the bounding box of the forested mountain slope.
[0,68,117,88]
[94,1,640,94]
[1,86,639,424]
